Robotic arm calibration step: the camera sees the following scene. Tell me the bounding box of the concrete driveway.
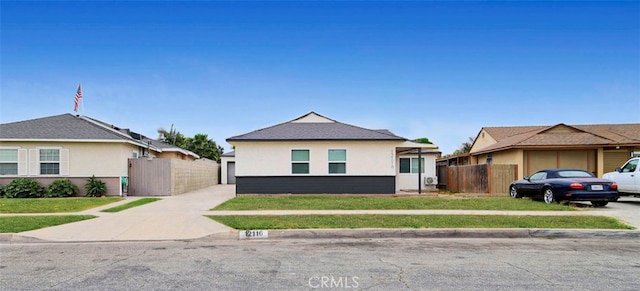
[15,185,237,242]
[601,197,640,228]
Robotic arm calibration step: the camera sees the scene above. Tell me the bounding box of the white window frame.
[0,147,20,176]
[291,149,310,174]
[399,157,425,174]
[30,147,69,176]
[328,149,347,174]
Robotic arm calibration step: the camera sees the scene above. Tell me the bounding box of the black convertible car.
[509,168,618,207]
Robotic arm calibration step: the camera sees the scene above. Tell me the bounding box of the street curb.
[3,229,638,244]
[232,228,640,240]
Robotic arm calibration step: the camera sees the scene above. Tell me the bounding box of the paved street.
[1,238,639,290]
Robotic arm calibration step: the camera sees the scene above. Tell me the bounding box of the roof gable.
[291,112,335,123]
[227,112,406,142]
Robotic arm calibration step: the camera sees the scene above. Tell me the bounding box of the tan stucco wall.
[0,141,139,178]
[470,129,497,153]
[475,149,524,179]
[233,141,399,176]
[156,151,195,161]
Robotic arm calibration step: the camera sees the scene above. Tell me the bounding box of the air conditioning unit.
[424,176,438,185]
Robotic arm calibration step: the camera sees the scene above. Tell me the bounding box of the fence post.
[487,164,492,196]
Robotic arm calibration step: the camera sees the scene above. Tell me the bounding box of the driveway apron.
[18,185,236,242]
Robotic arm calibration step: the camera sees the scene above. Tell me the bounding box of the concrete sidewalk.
[4,185,237,242]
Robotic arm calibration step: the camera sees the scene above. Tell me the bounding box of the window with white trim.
[399,158,424,174]
[0,149,18,175]
[39,149,60,175]
[291,150,310,174]
[328,149,346,174]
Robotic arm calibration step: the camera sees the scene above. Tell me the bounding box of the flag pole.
[81,87,85,116]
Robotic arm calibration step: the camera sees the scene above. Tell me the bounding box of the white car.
[603,157,640,196]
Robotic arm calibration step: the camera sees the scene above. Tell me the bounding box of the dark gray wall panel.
[236,176,395,194]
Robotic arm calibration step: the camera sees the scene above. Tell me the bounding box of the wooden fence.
[438,164,517,196]
[127,158,219,196]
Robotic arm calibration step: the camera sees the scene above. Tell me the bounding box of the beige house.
[469,123,640,178]
[0,114,199,196]
[226,112,440,194]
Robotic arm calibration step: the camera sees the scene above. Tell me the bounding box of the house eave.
[471,143,640,156]
[0,138,155,149]
[226,138,407,142]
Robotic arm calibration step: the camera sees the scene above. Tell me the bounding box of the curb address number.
[239,230,268,239]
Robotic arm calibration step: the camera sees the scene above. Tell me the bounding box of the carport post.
[418,148,422,194]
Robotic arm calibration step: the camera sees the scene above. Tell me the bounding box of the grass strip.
[207,215,633,230]
[100,198,161,213]
[0,197,123,213]
[212,196,574,211]
[0,215,96,233]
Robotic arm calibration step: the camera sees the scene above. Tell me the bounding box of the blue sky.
[2,1,639,155]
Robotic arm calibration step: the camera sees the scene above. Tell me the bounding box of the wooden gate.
[128,158,172,196]
[128,158,219,196]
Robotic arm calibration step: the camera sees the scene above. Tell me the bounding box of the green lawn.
[0,197,123,213]
[212,196,574,211]
[208,215,633,230]
[0,215,96,233]
[100,198,161,212]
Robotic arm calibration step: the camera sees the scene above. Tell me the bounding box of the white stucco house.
[224,112,440,194]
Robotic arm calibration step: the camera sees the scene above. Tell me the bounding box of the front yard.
[207,214,633,230]
[0,197,123,213]
[212,196,575,211]
[0,215,96,233]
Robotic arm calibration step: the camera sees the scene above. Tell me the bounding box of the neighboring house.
[469,123,640,178]
[0,113,199,196]
[226,112,440,194]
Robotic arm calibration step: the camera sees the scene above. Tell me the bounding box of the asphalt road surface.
[2,238,639,290]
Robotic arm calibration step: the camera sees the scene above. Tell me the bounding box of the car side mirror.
[615,167,622,172]
[524,176,530,180]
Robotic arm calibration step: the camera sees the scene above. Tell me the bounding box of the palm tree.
[186,133,222,161]
[157,124,187,148]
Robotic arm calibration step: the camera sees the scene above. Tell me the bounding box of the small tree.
[413,137,433,144]
[45,179,79,198]
[85,176,107,197]
[453,137,475,155]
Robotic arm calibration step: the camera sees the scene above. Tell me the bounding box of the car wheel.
[509,185,521,199]
[543,188,556,204]
[591,201,608,207]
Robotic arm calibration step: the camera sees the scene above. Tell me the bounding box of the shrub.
[0,184,5,198]
[45,179,79,198]
[85,176,107,197]
[4,178,44,198]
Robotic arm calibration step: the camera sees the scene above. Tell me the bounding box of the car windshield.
[556,170,593,178]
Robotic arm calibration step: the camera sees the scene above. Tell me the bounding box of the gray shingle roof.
[221,151,235,157]
[227,112,406,141]
[0,114,198,157]
[0,114,130,140]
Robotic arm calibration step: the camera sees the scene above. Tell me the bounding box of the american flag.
[74,84,83,112]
